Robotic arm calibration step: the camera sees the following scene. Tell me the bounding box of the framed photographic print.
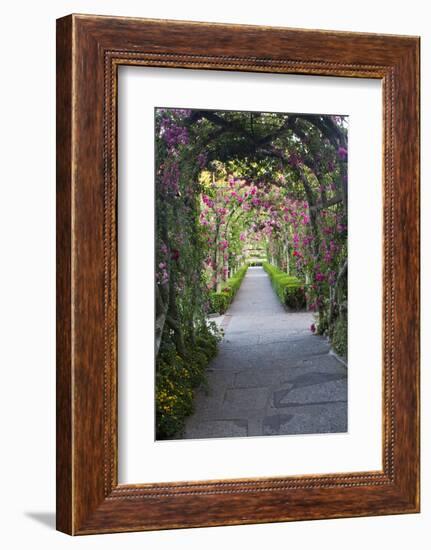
[56,14,420,534]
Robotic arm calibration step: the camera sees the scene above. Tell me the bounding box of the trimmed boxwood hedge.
[209,265,248,314]
[247,259,265,267]
[330,314,347,359]
[262,262,307,310]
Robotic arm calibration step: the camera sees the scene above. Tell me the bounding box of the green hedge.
[209,265,248,314]
[262,262,307,310]
[330,315,347,359]
[156,326,221,439]
[247,258,266,267]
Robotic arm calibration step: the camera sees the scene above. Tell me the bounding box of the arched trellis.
[185,109,347,212]
[185,110,348,331]
[155,108,348,359]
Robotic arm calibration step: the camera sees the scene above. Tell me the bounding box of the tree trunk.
[155,284,168,357]
[328,258,348,328]
[167,270,186,357]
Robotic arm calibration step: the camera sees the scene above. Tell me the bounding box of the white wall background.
[0,0,427,548]
[119,69,383,484]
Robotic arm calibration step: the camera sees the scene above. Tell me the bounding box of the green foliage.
[155,108,349,436]
[156,324,221,439]
[262,262,307,310]
[330,315,347,359]
[209,265,248,314]
[247,259,265,267]
[208,292,231,316]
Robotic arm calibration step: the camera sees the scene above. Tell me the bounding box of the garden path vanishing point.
[183,266,347,439]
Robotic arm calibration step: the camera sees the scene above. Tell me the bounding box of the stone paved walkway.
[183,266,347,439]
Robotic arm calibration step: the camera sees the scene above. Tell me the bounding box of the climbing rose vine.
[154,107,348,438]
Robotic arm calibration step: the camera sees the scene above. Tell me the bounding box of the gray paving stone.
[263,414,295,435]
[204,370,237,388]
[273,379,347,407]
[233,368,290,388]
[223,387,269,411]
[183,267,347,440]
[263,401,347,434]
[184,419,248,439]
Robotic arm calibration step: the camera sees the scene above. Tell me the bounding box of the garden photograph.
[155,107,348,441]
